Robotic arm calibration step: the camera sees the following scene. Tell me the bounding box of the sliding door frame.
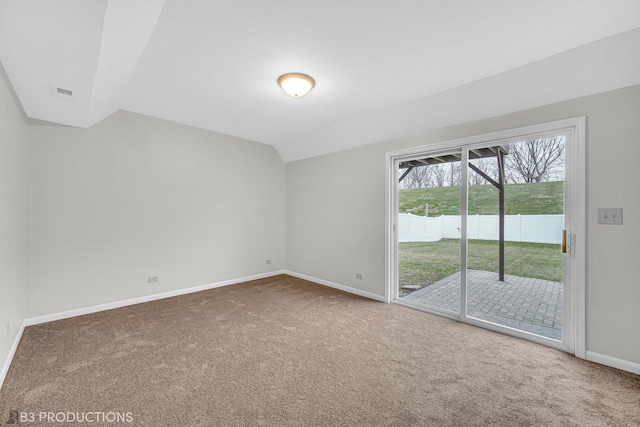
[385,117,586,358]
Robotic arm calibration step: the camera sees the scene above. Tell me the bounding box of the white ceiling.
[1,0,640,161]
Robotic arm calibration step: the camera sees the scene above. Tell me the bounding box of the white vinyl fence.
[399,213,563,244]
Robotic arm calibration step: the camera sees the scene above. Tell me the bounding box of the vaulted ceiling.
[1,0,640,161]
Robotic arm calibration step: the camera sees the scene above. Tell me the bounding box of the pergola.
[399,146,510,281]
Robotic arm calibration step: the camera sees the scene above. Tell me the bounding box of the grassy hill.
[399,181,563,216]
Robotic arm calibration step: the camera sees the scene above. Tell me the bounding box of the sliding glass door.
[389,122,582,353]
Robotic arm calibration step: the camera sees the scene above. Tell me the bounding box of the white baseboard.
[24,270,286,327]
[0,322,25,390]
[586,351,640,375]
[284,270,386,303]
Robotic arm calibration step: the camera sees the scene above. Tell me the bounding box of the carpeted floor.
[1,275,639,426]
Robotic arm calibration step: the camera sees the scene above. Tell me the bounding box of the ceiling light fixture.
[277,73,315,98]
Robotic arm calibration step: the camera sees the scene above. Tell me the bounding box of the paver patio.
[401,269,563,340]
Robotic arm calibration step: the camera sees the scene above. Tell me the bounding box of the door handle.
[561,229,570,254]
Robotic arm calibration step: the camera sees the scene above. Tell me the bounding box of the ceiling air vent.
[50,84,75,101]
[56,87,72,97]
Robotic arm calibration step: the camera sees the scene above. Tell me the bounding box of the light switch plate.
[598,208,623,225]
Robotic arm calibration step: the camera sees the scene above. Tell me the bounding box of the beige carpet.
[1,275,639,426]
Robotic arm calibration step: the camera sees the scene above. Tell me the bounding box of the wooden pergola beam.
[398,166,414,183]
[398,145,508,281]
[468,163,500,189]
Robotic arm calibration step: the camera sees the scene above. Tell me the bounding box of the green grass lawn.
[399,239,562,290]
[399,181,563,216]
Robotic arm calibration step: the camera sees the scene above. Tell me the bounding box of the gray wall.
[26,111,285,317]
[286,84,640,365]
[0,63,26,371]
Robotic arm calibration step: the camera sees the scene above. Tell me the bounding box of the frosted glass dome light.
[277,73,315,97]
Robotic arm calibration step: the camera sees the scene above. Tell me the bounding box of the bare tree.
[399,165,434,189]
[503,162,520,184]
[447,162,461,186]
[431,164,447,187]
[413,163,460,187]
[505,137,565,183]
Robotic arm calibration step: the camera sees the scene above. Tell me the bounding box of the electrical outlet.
[598,208,623,225]
[147,276,159,284]
[265,259,272,265]
[355,273,363,280]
